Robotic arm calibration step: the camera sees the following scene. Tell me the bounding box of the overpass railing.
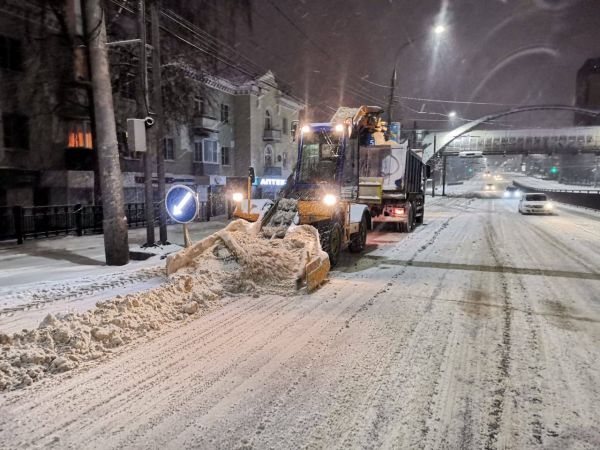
[513,181,600,210]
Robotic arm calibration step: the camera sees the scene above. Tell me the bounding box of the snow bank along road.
[1,197,599,449]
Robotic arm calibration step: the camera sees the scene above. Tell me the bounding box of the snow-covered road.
[1,197,599,449]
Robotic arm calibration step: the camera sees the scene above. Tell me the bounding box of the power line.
[105,0,303,103]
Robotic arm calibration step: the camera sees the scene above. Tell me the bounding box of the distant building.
[0,1,304,208]
[575,57,600,126]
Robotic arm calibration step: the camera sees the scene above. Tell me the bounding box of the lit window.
[67,121,93,149]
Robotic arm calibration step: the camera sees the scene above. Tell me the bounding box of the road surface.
[1,196,599,449]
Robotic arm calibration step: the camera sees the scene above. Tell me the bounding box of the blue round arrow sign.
[166,185,198,224]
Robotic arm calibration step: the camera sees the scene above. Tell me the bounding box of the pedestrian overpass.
[419,105,600,163]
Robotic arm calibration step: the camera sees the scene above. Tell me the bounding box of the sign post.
[165,185,199,248]
[248,167,255,215]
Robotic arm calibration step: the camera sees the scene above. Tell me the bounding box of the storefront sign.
[256,177,286,187]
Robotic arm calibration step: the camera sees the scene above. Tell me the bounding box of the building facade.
[0,1,304,208]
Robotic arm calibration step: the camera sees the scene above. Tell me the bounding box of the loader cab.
[295,123,348,190]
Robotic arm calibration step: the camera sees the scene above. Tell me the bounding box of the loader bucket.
[305,255,330,292]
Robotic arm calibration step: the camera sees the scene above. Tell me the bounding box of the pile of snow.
[0,219,327,391]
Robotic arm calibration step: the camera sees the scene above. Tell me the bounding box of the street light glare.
[448,111,457,118]
[433,25,446,35]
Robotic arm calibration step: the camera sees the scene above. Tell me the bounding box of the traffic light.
[550,166,558,174]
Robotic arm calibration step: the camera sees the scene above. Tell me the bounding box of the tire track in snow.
[482,209,513,450]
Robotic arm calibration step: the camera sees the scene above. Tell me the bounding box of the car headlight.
[544,203,553,210]
[503,192,510,198]
[323,194,337,206]
[232,192,243,202]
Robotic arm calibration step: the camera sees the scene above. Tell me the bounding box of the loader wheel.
[349,213,368,253]
[322,222,342,267]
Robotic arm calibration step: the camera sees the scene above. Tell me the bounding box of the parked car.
[503,186,522,198]
[518,193,555,215]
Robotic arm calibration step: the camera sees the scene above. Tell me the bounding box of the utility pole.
[386,67,396,139]
[150,0,168,243]
[137,0,155,246]
[83,0,129,265]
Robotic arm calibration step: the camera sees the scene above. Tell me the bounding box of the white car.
[518,193,555,215]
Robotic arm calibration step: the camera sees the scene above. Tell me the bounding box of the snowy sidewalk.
[0,218,230,332]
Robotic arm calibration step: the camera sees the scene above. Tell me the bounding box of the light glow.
[232,192,243,202]
[433,25,446,35]
[323,194,337,206]
[301,125,311,134]
[334,124,344,133]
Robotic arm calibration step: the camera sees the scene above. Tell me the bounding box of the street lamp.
[434,25,446,35]
[386,24,447,136]
[448,111,457,119]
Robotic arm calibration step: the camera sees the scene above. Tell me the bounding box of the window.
[67,121,93,149]
[264,110,272,130]
[282,117,288,135]
[220,104,229,123]
[264,145,273,167]
[203,139,219,164]
[163,138,174,160]
[221,147,231,165]
[0,36,22,71]
[282,151,288,169]
[194,98,204,115]
[2,113,29,149]
[194,141,202,162]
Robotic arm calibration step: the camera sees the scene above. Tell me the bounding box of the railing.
[263,129,282,142]
[0,200,217,243]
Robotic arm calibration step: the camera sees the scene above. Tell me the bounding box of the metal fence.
[0,200,217,243]
[513,182,600,210]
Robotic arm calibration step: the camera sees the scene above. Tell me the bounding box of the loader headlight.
[301,125,311,134]
[232,192,244,202]
[334,124,344,133]
[323,194,337,206]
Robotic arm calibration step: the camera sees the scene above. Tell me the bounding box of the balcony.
[263,129,282,142]
[65,147,95,171]
[192,115,220,133]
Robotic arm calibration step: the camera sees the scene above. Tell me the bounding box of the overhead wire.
[105,0,303,102]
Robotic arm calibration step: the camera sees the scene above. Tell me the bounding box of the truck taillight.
[392,208,405,216]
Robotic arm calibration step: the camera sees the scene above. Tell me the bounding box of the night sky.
[235,0,600,128]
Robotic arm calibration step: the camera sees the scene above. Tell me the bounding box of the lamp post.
[386,25,447,135]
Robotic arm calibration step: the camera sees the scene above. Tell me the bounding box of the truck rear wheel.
[398,204,415,233]
[407,202,416,231]
[349,213,368,253]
